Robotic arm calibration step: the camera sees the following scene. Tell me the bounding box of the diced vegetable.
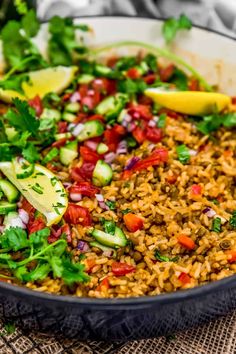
[225,250,236,263]
[60,140,78,166]
[77,74,95,84]
[0,201,17,215]
[96,94,128,122]
[123,213,143,232]
[90,241,116,257]
[177,234,195,250]
[41,108,61,122]
[77,120,104,142]
[0,179,19,202]
[64,203,91,226]
[42,147,59,164]
[92,160,113,187]
[65,102,80,113]
[211,217,221,233]
[229,211,236,229]
[154,250,179,262]
[178,272,191,284]
[176,144,190,164]
[111,261,135,276]
[94,63,113,77]
[62,112,76,122]
[91,227,127,248]
[97,143,109,154]
[13,158,35,179]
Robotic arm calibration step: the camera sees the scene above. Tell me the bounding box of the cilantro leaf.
[196,112,236,135]
[155,250,179,262]
[176,144,190,164]
[22,143,40,163]
[117,78,147,94]
[0,227,29,251]
[143,53,158,73]
[157,113,166,128]
[29,228,50,247]
[103,220,116,235]
[61,257,90,285]
[5,98,39,136]
[21,9,40,38]
[0,145,14,161]
[170,68,188,90]
[14,0,28,15]
[105,200,116,210]
[0,74,29,94]
[229,211,236,229]
[22,262,51,282]
[49,256,63,278]
[162,14,192,43]
[222,112,236,128]
[211,217,221,233]
[122,208,132,215]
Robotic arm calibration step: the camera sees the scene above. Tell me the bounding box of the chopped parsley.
[211,217,221,233]
[155,250,179,262]
[105,200,116,210]
[162,14,192,44]
[196,112,236,135]
[122,208,132,215]
[229,211,236,229]
[176,144,190,164]
[157,113,166,128]
[101,219,116,235]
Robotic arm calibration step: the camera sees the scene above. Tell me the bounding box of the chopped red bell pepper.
[111,262,136,276]
[190,184,202,196]
[104,124,126,152]
[143,74,156,85]
[131,148,168,172]
[226,250,236,263]
[80,146,101,163]
[64,203,91,226]
[123,213,144,232]
[96,276,110,291]
[58,121,68,133]
[70,162,96,182]
[28,217,46,234]
[69,182,100,197]
[178,234,196,250]
[146,127,162,143]
[126,67,141,79]
[132,126,146,144]
[28,95,43,117]
[159,64,175,82]
[178,272,191,285]
[129,104,153,120]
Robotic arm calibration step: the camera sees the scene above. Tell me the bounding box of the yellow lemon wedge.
[144,88,231,116]
[0,66,78,103]
[0,162,68,226]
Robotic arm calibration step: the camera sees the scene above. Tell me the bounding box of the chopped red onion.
[8,216,26,229]
[95,194,104,202]
[99,201,110,210]
[72,123,84,137]
[18,209,29,225]
[68,123,76,131]
[70,193,82,201]
[127,121,137,132]
[70,92,80,103]
[84,140,98,151]
[77,240,90,252]
[203,207,216,218]
[116,140,128,155]
[148,119,156,127]
[88,89,95,96]
[125,156,140,170]
[121,120,128,128]
[63,182,72,190]
[104,152,116,164]
[123,113,132,123]
[189,149,198,157]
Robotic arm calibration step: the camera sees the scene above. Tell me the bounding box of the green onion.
[176,144,190,164]
[211,217,221,233]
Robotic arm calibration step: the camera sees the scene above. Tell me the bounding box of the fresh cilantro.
[0,73,29,94]
[229,211,236,229]
[155,250,179,262]
[115,56,137,71]
[22,143,40,163]
[170,67,188,90]
[5,98,39,136]
[0,227,29,251]
[102,220,116,235]
[196,112,236,135]
[162,14,192,43]
[211,217,221,233]
[117,78,147,94]
[105,200,116,211]
[122,208,132,215]
[22,262,51,282]
[21,9,40,38]
[143,53,158,73]
[61,257,90,285]
[14,0,28,15]
[176,144,190,164]
[0,145,15,161]
[157,113,166,128]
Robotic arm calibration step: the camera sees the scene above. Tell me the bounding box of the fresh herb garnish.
[162,14,192,44]
[42,148,59,165]
[101,219,116,235]
[176,144,190,164]
[154,250,179,262]
[122,208,132,215]
[157,113,166,128]
[105,200,116,210]
[211,217,221,233]
[229,211,236,229]
[196,112,236,135]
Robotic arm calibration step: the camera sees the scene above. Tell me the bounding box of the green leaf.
[117,78,147,95]
[176,144,190,164]
[155,250,179,262]
[115,56,137,71]
[61,257,90,286]
[29,228,50,247]
[0,145,14,161]
[229,211,236,229]
[211,217,221,233]
[105,200,116,211]
[121,208,132,215]
[222,112,236,128]
[103,220,116,235]
[5,98,39,136]
[22,262,51,282]
[170,68,188,90]
[14,0,28,15]
[157,113,166,128]
[162,14,192,44]
[0,74,29,94]
[143,53,158,73]
[22,143,40,163]
[1,227,29,251]
[49,256,63,278]
[21,9,40,38]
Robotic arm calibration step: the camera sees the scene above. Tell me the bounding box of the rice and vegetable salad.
[0,12,235,298]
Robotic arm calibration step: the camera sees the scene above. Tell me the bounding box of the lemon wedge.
[0,162,68,226]
[0,66,77,103]
[145,89,231,116]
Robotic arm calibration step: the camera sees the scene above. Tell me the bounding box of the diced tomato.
[178,234,196,250]
[126,67,141,79]
[70,162,96,182]
[111,262,136,276]
[146,127,162,143]
[58,121,68,133]
[28,95,43,116]
[132,148,168,172]
[28,217,46,234]
[188,78,200,91]
[232,97,236,104]
[80,146,100,163]
[138,94,153,106]
[52,138,68,148]
[96,276,110,291]
[159,64,175,82]
[92,78,116,94]
[132,126,146,144]
[190,184,202,196]
[64,203,91,226]
[46,162,58,172]
[21,198,35,216]
[123,213,144,232]
[226,250,236,263]
[178,272,191,285]
[104,124,126,152]
[61,224,72,243]
[143,74,156,85]
[166,174,178,184]
[81,91,101,111]
[62,93,71,101]
[86,114,105,123]
[129,104,153,121]
[121,170,132,180]
[107,56,118,68]
[86,259,96,273]
[69,182,100,197]
[160,108,180,120]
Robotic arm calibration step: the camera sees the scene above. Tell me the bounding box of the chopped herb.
[211,217,221,233]
[101,219,116,235]
[50,177,58,187]
[157,113,166,128]
[211,199,220,205]
[105,200,116,210]
[31,184,44,195]
[176,144,190,164]
[155,250,179,262]
[22,143,40,163]
[122,208,132,215]
[126,136,137,148]
[196,112,236,135]
[162,14,192,43]
[229,211,236,229]
[42,147,59,165]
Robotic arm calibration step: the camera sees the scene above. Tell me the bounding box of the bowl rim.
[1,15,236,309]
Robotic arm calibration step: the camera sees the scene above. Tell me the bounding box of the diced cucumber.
[13,158,35,179]
[91,227,127,248]
[65,102,80,113]
[54,133,72,140]
[92,160,113,187]
[94,64,113,77]
[0,179,19,203]
[0,201,17,215]
[77,74,95,84]
[96,96,115,115]
[96,94,129,123]
[5,127,18,141]
[90,241,117,257]
[41,108,61,122]
[117,109,128,123]
[59,141,78,166]
[97,143,109,155]
[62,112,76,122]
[77,120,104,142]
